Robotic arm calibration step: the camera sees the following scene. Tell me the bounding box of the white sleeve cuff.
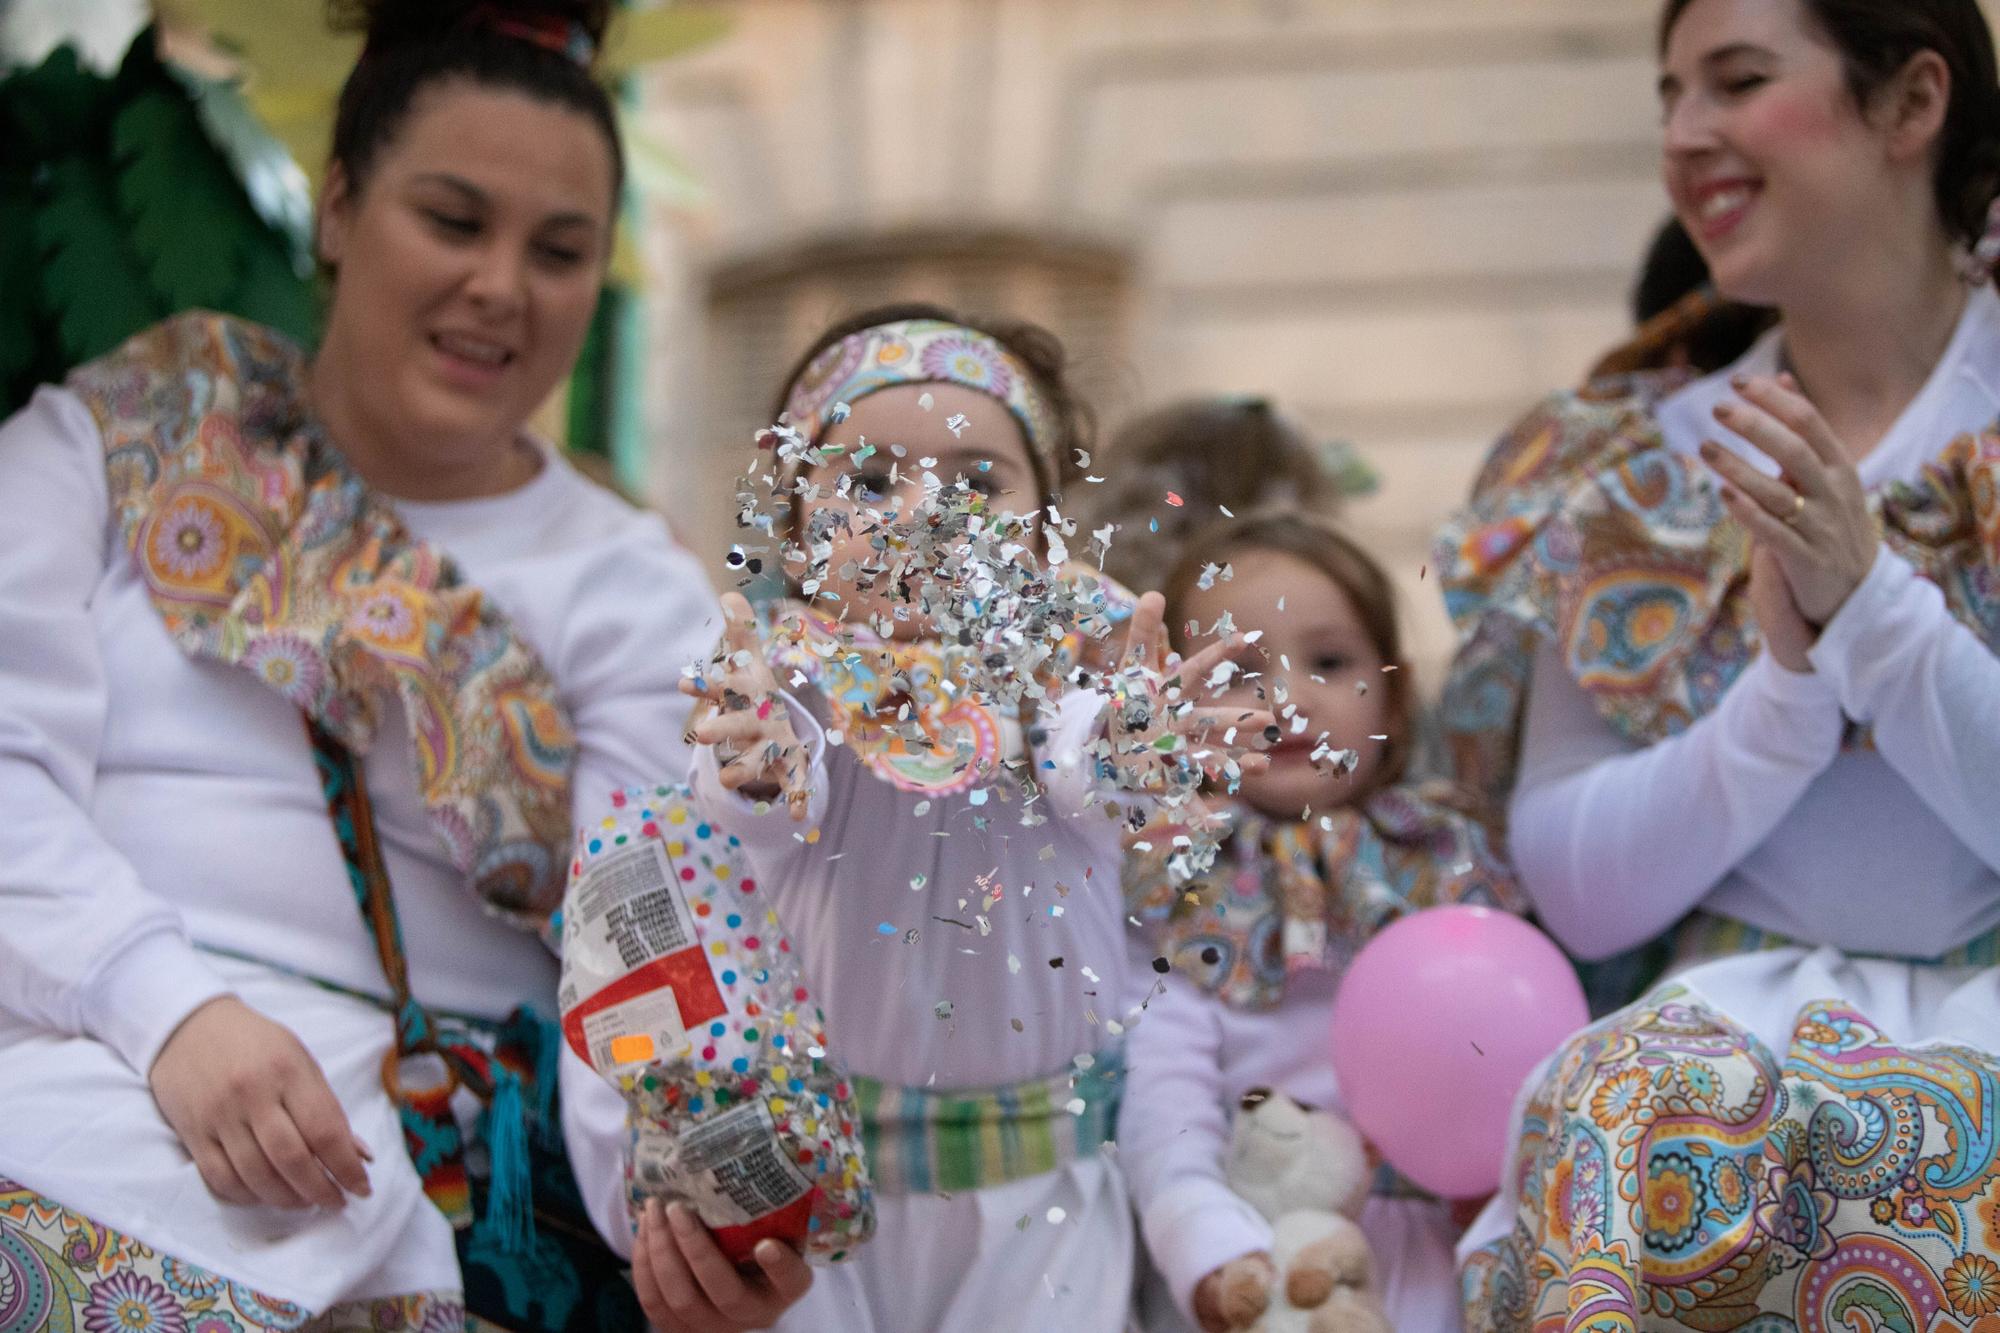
[687,690,830,844]
[1727,647,1845,766]
[1808,546,1917,722]
[1036,689,1108,803]
[1038,688,1159,857]
[78,931,235,1077]
[1144,1178,1276,1322]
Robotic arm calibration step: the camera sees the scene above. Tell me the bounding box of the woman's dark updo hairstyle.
[1659,0,2000,249]
[768,301,1097,506]
[328,0,624,197]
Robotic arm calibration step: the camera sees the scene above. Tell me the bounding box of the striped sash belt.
[851,1046,1123,1195]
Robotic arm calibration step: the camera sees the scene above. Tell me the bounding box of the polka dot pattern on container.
[559,782,874,1262]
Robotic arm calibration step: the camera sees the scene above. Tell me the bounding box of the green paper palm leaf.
[34,156,165,367]
[115,87,256,313]
[0,193,38,395]
[234,235,320,344]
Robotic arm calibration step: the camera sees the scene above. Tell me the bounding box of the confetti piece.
[1164,492,1184,507]
[1047,1207,1067,1224]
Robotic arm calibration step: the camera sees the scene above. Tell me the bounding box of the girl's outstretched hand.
[632,1199,812,1332]
[680,593,813,818]
[1108,591,1274,793]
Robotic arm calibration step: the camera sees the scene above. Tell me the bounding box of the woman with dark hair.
[1437,0,2000,1327]
[0,2,722,1326]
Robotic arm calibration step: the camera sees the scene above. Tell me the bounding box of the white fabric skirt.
[0,955,463,1309]
[779,1153,1135,1333]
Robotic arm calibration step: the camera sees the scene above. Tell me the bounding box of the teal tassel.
[475,1069,536,1255]
[531,1020,562,1149]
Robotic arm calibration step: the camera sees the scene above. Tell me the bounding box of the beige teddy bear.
[1205,1088,1391,1333]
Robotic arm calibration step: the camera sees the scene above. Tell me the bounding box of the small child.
[1117,512,1521,1333]
[638,304,1268,1333]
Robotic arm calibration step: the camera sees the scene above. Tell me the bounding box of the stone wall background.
[629,0,1669,689]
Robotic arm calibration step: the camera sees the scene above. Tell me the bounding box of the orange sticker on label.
[610,1033,656,1064]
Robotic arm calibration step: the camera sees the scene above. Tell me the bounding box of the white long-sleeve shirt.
[687,675,1133,1092]
[1510,283,2000,962]
[0,383,720,1305]
[1118,966,1466,1332]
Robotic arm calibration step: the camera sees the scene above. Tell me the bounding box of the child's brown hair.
[1162,511,1413,791]
[1085,397,1344,591]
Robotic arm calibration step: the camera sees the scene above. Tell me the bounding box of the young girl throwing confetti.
[1117,513,1522,1333]
[643,305,1270,1333]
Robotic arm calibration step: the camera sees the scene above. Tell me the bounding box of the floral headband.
[776,319,1059,465]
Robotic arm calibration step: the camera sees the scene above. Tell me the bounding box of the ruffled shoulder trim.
[1438,375,2000,811]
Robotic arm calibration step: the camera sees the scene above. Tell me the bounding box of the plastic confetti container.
[558,783,874,1264]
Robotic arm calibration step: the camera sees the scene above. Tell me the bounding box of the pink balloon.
[1330,906,1588,1199]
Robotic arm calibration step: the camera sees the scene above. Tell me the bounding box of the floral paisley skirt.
[1459,946,2000,1332]
[0,1178,459,1333]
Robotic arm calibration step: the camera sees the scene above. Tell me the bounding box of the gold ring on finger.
[1783,490,1805,524]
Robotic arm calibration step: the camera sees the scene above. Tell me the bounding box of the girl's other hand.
[681,593,813,818]
[632,1200,813,1332]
